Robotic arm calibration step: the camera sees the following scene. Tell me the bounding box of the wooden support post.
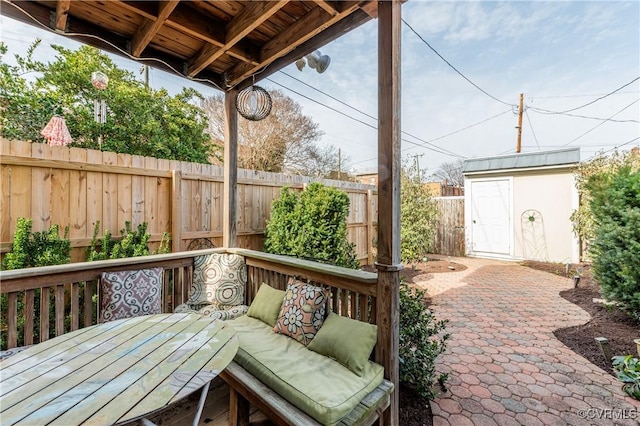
[229,387,250,426]
[367,189,374,265]
[223,89,239,248]
[171,170,182,252]
[376,1,402,425]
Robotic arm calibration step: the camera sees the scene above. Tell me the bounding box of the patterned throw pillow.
[186,253,247,306]
[273,279,329,346]
[100,268,163,323]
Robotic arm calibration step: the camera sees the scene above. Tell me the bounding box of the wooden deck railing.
[0,249,378,352]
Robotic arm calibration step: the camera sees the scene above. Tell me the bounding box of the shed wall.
[512,171,578,263]
[464,167,579,263]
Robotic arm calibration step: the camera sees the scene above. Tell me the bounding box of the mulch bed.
[522,261,639,375]
[400,385,433,426]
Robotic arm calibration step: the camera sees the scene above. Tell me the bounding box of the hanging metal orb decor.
[236,85,272,121]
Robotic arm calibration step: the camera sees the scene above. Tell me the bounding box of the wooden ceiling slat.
[1,0,375,91]
[226,2,361,87]
[247,8,372,89]
[131,0,179,57]
[312,0,338,16]
[55,0,71,31]
[187,0,289,77]
[121,1,259,65]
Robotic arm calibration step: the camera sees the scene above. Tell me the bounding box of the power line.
[601,136,640,155]
[266,77,466,158]
[402,18,515,108]
[560,99,640,148]
[526,107,639,123]
[279,71,376,121]
[529,90,639,100]
[552,77,640,114]
[351,109,512,166]
[277,71,463,158]
[524,109,541,150]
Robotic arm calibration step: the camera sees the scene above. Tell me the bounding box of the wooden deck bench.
[221,248,391,426]
[0,247,394,425]
[222,361,393,426]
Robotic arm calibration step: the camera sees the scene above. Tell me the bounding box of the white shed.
[463,148,580,263]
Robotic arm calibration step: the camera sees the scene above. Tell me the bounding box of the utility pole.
[338,148,342,180]
[516,93,524,153]
[411,153,424,181]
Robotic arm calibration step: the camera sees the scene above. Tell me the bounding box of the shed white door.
[471,180,511,254]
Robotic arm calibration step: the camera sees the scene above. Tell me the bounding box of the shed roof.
[463,148,580,174]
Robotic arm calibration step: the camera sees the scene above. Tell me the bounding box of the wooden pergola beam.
[131,0,179,57]
[54,0,71,31]
[223,89,239,248]
[187,0,288,77]
[120,1,260,66]
[376,1,402,424]
[312,0,338,16]
[225,3,361,88]
[241,8,372,89]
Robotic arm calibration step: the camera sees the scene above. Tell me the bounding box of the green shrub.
[1,217,71,350]
[87,221,171,261]
[401,162,438,266]
[399,281,450,400]
[588,167,640,321]
[2,218,71,269]
[264,183,359,269]
[613,355,640,400]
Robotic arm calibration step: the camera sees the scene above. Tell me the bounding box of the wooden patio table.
[0,313,238,426]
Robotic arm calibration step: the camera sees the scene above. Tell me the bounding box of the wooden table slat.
[7,315,209,426]
[0,316,149,394]
[0,314,236,426]
[114,325,238,424]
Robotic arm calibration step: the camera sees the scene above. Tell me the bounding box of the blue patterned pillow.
[100,268,163,322]
[186,253,247,306]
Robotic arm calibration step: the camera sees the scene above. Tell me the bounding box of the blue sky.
[2,1,639,176]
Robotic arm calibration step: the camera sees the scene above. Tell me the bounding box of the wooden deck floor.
[143,378,274,426]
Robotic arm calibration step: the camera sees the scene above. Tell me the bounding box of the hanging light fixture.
[296,50,331,74]
[235,84,272,121]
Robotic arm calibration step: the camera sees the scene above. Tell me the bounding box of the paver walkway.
[415,256,640,426]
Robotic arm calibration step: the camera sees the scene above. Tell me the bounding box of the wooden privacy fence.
[432,196,465,257]
[1,140,465,263]
[0,140,378,263]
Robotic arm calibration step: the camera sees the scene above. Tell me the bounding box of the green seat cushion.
[227,315,384,425]
[307,312,377,376]
[247,284,286,327]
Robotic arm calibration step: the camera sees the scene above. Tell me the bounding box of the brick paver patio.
[416,257,640,426]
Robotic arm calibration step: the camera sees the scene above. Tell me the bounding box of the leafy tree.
[571,149,640,248]
[401,161,439,265]
[587,166,640,321]
[0,41,212,163]
[264,183,359,268]
[203,90,350,177]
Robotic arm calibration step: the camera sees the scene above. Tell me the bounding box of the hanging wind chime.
[91,71,108,147]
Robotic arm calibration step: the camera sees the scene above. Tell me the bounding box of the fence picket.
[0,141,482,263]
